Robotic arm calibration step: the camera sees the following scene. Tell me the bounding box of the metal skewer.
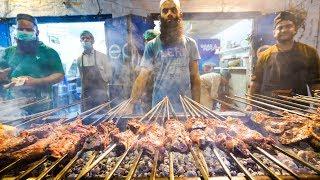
[16,156,48,180]
[225,95,284,116]
[36,153,69,180]
[277,95,319,106]
[75,143,117,180]
[248,152,282,180]
[256,147,299,179]
[254,94,317,111]
[272,144,320,174]
[212,148,232,180]
[104,145,133,180]
[237,95,310,118]
[169,151,174,180]
[54,149,84,180]
[250,94,315,114]
[295,95,320,103]
[229,153,254,180]
[150,150,159,180]
[184,96,226,120]
[125,150,143,180]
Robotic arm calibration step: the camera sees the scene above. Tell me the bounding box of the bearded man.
[129,0,201,112]
[0,14,64,113]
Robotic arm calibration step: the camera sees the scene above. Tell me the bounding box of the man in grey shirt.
[130,0,201,112]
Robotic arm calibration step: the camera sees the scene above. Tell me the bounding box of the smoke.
[0,98,29,124]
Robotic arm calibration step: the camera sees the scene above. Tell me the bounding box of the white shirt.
[76,50,112,83]
[200,72,221,109]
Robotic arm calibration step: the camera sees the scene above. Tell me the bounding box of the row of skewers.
[0,95,319,179]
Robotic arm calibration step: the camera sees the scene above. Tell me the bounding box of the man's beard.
[160,16,184,46]
[17,39,39,55]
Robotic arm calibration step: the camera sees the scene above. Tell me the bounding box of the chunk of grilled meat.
[127,119,146,134]
[19,119,64,138]
[83,121,119,150]
[185,118,207,131]
[0,135,38,154]
[215,133,250,157]
[10,130,64,159]
[111,130,136,155]
[48,133,83,158]
[135,123,166,155]
[165,119,191,153]
[279,123,313,145]
[9,119,95,159]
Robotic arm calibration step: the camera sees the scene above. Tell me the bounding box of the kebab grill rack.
[0,94,319,180]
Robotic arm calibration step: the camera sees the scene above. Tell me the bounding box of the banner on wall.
[197,39,220,74]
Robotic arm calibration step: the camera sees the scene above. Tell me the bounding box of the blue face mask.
[16,30,37,41]
[82,41,93,51]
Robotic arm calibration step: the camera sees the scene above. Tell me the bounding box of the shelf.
[214,67,247,70]
[217,46,250,55]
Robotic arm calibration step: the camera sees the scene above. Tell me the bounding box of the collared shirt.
[0,41,64,99]
[200,72,221,109]
[76,49,112,83]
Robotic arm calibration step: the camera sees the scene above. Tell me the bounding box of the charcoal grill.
[0,95,319,180]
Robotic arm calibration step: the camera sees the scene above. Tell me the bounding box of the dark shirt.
[252,42,320,96]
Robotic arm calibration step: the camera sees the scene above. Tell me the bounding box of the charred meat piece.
[264,121,286,134]
[251,112,271,125]
[279,124,312,145]
[165,119,191,153]
[136,123,166,155]
[215,133,250,157]
[84,122,119,150]
[127,119,146,134]
[241,130,274,150]
[189,129,212,148]
[10,130,64,159]
[19,119,64,138]
[111,130,136,154]
[0,135,38,154]
[185,118,207,131]
[48,133,83,158]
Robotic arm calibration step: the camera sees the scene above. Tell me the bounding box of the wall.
[290,0,320,50]
[0,0,290,18]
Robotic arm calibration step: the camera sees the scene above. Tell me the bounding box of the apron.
[80,50,108,111]
[260,47,309,96]
[152,38,192,112]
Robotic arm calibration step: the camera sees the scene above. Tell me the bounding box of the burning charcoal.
[185,170,197,177]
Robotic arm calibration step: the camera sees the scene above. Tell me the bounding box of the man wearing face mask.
[0,14,64,112]
[129,0,201,112]
[77,30,112,111]
[249,11,320,98]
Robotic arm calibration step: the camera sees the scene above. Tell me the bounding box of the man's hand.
[23,76,42,86]
[0,68,11,81]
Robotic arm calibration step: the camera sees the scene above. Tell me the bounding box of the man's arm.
[24,73,64,86]
[310,48,320,91]
[130,68,151,102]
[190,60,201,102]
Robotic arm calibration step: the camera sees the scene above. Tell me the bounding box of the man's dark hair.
[274,11,297,28]
[16,13,38,27]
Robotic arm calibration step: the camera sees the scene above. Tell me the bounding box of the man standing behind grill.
[0,14,64,113]
[249,11,320,97]
[77,30,112,111]
[129,0,201,112]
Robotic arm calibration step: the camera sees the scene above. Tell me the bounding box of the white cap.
[160,0,181,9]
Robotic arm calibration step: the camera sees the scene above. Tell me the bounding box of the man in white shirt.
[77,30,112,111]
[200,67,231,109]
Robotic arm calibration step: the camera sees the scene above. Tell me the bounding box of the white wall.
[0,0,319,50]
[0,0,290,18]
